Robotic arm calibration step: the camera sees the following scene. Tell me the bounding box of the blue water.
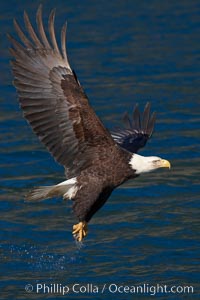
[1,0,200,299]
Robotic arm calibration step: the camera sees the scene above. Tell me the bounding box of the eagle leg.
[72,221,88,242]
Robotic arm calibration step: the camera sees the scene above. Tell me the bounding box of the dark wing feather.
[9,5,114,177]
[111,102,156,153]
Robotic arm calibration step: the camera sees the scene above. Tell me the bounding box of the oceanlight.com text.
[25,282,194,296]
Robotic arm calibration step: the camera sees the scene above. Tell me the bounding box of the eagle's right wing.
[8,5,114,177]
[111,103,156,153]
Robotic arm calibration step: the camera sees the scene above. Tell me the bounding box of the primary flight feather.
[9,5,170,242]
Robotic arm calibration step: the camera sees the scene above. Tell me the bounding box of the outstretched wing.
[8,5,114,177]
[111,102,156,153]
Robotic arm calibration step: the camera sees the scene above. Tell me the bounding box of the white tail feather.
[25,177,77,201]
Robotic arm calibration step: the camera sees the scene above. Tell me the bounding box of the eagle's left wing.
[8,5,115,179]
[111,102,156,153]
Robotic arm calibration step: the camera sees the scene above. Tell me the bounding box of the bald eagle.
[8,6,170,242]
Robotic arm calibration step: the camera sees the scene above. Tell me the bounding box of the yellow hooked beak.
[160,159,171,169]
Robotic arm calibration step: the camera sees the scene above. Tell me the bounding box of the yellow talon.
[72,221,88,242]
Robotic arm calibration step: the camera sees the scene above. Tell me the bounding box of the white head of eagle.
[9,5,171,242]
[129,154,171,174]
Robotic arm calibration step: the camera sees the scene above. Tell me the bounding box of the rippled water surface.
[1,0,200,299]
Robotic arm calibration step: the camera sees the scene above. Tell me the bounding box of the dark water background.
[0,0,199,299]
